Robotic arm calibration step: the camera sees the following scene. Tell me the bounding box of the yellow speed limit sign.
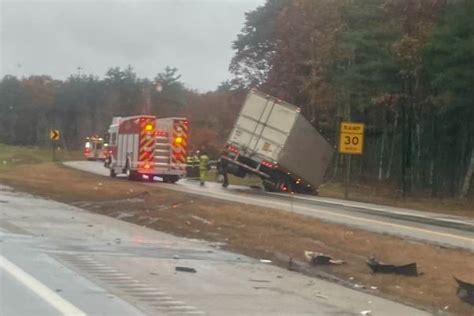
[339,122,364,155]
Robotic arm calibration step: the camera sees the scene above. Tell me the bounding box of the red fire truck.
[104,115,188,182]
[84,136,108,161]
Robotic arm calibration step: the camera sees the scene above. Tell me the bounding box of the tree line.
[229,0,473,198]
[0,0,472,198]
[0,66,243,156]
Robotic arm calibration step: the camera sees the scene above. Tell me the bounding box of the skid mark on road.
[62,254,206,315]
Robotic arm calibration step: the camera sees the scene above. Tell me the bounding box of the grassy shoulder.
[0,143,82,170]
[320,181,474,219]
[0,161,473,315]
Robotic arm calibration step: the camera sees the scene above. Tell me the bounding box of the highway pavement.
[0,182,431,315]
[64,161,474,252]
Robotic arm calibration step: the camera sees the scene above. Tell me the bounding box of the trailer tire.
[128,170,140,181]
[262,180,277,192]
[163,175,179,184]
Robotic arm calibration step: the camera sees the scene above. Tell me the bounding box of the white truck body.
[224,89,333,193]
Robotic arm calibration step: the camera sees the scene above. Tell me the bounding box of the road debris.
[304,251,345,265]
[250,279,271,283]
[367,257,418,276]
[315,293,328,299]
[190,215,212,225]
[454,277,474,305]
[260,259,272,263]
[360,310,372,316]
[175,266,197,273]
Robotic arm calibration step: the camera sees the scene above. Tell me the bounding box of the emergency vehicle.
[84,136,108,161]
[104,115,189,182]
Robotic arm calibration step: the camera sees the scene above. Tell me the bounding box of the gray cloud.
[0,0,264,91]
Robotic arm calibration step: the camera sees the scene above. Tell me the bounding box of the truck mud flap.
[366,257,418,276]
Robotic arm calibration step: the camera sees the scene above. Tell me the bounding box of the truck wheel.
[163,176,179,184]
[262,180,277,192]
[128,170,140,181]
[110,168,117,177]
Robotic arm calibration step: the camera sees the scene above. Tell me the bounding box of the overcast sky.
[0,0,264,91]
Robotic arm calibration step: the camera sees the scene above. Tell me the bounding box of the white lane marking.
[152,296,174,300]
[0,255,86,316]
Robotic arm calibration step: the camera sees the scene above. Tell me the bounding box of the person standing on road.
[199,151,209,186]
[218,152,229,188]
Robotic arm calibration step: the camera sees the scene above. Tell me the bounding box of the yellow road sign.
[50,129,60,141]
[339,122,364,155]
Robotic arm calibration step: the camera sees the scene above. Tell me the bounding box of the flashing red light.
[261,160,274,168]
[227,145,239,154]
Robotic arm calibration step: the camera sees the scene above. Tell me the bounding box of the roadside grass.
[320,181,474,219]
[0,162,473,315]
[0,143,82,170]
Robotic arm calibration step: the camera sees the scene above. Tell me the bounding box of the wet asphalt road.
[0,184,430,315]
[64,161,474,252]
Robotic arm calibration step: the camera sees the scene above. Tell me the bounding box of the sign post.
[49,129,60,161]
[339,122,364,199]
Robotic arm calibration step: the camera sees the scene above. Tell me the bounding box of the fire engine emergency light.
[145,124,153,131]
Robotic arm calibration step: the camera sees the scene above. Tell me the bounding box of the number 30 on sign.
[339,122,364,155]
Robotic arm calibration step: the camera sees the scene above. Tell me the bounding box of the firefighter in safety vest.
[185,151,200,178]
[199,151,209,186]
